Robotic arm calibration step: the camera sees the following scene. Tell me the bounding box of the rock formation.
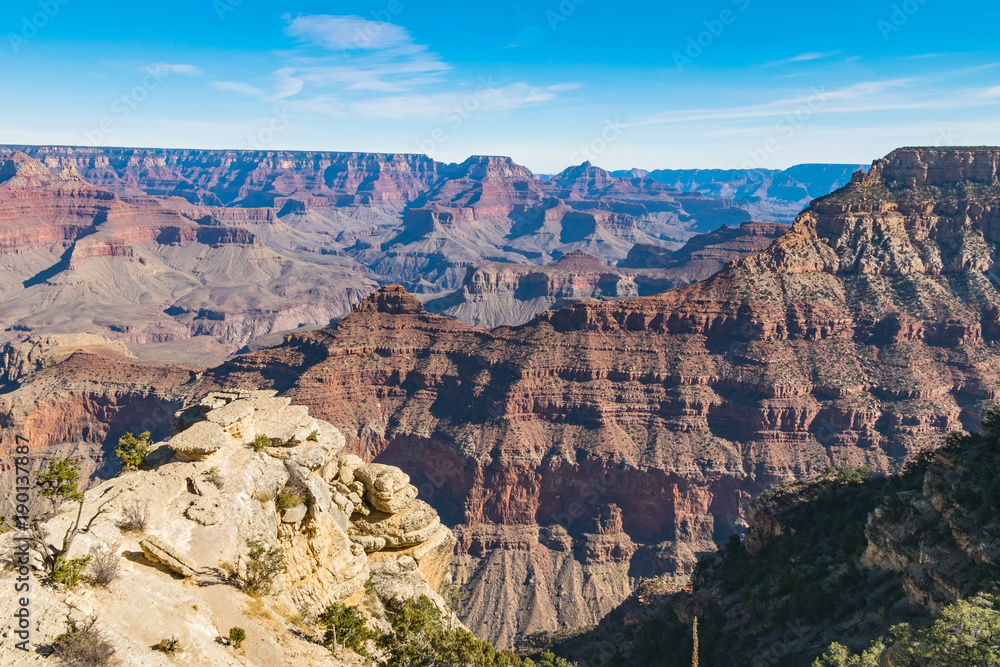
[613,163,866,223]
[0,390,454,665]
[425,223,787,328]
[0,151,377,361]
[201,147,1000,647]
[0,147,858,360]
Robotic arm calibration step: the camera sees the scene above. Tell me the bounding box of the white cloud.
[768,51,843,66]
[283,14,449,94]
[211,81,266,96]
[149,63,204,76]
[285,14,418,53]
[272,67,304,99]
[352,82,580,120]
[984,85,1000,98]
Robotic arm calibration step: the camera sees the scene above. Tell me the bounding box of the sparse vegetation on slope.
[541,408,1000,665]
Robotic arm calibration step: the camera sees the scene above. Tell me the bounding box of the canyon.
[0,146,856,357]
[3,147,998,651]
[196,147,1000,646]
[424,223,787,328]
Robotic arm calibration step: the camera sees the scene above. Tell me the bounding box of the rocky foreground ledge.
[0,390,455,666]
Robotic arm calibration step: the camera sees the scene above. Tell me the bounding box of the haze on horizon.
[1,0,999,173]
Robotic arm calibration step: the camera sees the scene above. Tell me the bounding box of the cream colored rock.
[350,500,441,548]
[0,391,456,665]
[140,535,199,578]
[205,398,254,426]
[170,420,231,461]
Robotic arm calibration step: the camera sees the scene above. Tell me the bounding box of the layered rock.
[0,389,454,666]
[615,162,866,223]
[204,147,1000,646]
[425,223,787,328]
[0,151,377,360]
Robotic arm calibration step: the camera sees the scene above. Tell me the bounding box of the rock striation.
[425,223,787,328]
[0,151,377,360]
[204,147,1000,647]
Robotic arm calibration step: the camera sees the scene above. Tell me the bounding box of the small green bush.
[228,627,246,649]
[275,490,304,512]
[317,603,377,657]
[222,538,286,596]
[52,555,91,589]
[306,429,320,441]
[115,431,152,471]
[251,434,271,452]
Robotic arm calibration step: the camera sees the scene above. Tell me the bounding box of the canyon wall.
[203,148,1000,647]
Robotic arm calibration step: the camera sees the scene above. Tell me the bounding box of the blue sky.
[2,0,999,172]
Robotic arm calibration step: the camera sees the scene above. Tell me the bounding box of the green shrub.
[228,627,246,649]
[52,555,91,589]
[115,431,151,471]
[275,490,304,512]
[222,538,286,596]
[317,603,377,657]
[251,434,271,452]
[816,593,1000,666]
[306,429,320,441]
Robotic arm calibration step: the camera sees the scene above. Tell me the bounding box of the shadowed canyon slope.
[425,222,787,328]
[612,163,866,224]
[198,147,1000,647]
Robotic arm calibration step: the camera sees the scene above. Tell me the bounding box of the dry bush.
[117,500,149,533]
[87,544,120,588]
[154,636,180,654]
[52,617,117,667]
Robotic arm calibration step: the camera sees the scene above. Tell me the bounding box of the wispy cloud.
[626,77,1000,128]
[282,14,450,93]
[204,14,575,123]
[212,81,265,96]
[984,85,1000,98]
[149,63,204,76]
[768,51,843,66]
[353,82,581,120]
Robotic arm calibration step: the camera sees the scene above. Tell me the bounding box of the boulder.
[139,535,199,578]
[281,503,308,524]
[170,421,230,461]
[350,500,441,548]
[354,463,418,513]
[205,398,254,426]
